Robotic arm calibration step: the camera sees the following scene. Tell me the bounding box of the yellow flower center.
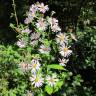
[35,77,39,82]
[49,78,54,83]
[59,35,65,41]
[33,63,37,68]
[63,47,68,52]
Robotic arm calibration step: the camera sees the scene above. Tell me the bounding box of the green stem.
[12,0,19,27]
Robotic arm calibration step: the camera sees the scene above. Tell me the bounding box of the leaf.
[56,81,63,88]
[47,64,64,70]
[54,81,64,92]
[45,85,53,95]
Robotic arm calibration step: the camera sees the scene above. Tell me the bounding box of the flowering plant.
[8,2,83,95]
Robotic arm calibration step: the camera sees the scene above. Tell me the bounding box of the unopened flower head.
[29,59,41,73]
[36,2,49,13]
[17,39,27,48]
[39,44,51,54]
[56,32,68,44]
[59,58,69,66]
[36,18,48,31]
[46,73,58,87]
[30,74,44,88]
[59,44,72,57]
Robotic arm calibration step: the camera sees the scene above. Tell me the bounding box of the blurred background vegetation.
[0,0,96,95]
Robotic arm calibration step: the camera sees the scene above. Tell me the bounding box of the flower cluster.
[56,32,72,66]
[16,1,73,94]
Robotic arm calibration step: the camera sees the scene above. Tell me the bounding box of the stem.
[12,0,19,27]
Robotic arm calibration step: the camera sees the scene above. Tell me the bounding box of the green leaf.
[45,85,53,95]
[56,81,63,88]
[47,64,64,70]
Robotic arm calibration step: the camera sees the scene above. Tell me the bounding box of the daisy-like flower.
[51,24,61,32]
[30,32,40,40]
[36,18,48,31]
[59,44,72,57]
[36,2,49,13]
[21,28,31,34]
[46,74,58,87]
[29,59,41,73]
[30,32,40,47]
[30,74,44,88]
[39,44,51,54]
[47,17,61,32]
[29,4,38,12]
[59,58,69,66]
[56,32,68,44]
[24,17,33,24]
[17,39,27,48]
[19,62,29,72]
[24,4,37,24]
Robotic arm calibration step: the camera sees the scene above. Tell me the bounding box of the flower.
[24,17,33,24]
[29,59,41,73]
[19,62,29,72]
[30,32,40,40]
[39,44,51,54]
[30,32,40,47]
[59,44,72,57]
[47,17,61,32]
[24,4,38,24]
[36,18,48,31]
[29,4,38,12]
[21,28,31,34]
[36,2,49,13]
[59,58,69,66]
[46,74,58,87]
[56,32,68,44]
[30,74,44,88]
[17,39,26,48]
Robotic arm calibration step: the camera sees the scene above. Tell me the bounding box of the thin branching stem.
[12,0,19,27]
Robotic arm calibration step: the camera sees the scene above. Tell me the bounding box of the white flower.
[56,32,68,44]
[59,44,72,57]
[51,24,61,32]
[30,32,40,40]
[19,62,29,71]
[59,58,69,66]
[24,4,37,24]
[36,18,48,31]
[21,28,31,34]
[30,32,40,47]
[36,2,49,13]
[29,4,38,12]
[24,17,33,24]
[17,39,26,48]
[39,44,51,54]
[29,59,40,73]
[47,17,61,32]
[30,74,44,88]
[47,17,58,26]
[46,74,58,87]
